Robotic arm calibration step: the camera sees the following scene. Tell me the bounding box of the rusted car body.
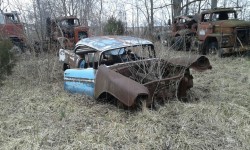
[46,16,89,47]
[171,15,197,37]
[0,10,26,49]
[60,36,212,108]
[166,15,197,50]
[195,8,250,56]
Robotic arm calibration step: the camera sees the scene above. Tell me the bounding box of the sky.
[1,0,172,27]
[2,0,250,27]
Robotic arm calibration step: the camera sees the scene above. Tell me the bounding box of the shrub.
[0,39,15,84]
[104,16,124,35]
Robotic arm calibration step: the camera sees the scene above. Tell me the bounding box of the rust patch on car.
[95,56,212,108]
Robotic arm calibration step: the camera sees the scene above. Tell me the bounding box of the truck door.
[198,13,213,41]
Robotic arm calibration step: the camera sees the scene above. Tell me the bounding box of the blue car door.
[64,68,96,97]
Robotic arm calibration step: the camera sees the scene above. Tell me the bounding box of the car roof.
[75,36,153,52]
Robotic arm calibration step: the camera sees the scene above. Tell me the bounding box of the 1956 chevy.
[59,36,212,108]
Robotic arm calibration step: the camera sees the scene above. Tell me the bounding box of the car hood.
[214,20,250,28]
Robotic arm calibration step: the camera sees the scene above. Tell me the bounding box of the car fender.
[95,65,150,107]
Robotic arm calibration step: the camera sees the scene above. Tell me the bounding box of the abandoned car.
[59,36,212,108]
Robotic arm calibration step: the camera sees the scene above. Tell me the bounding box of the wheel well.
[97,92,124,107]
[203,37,218,50]
[97,92,149,108]
[205,37,218,45]
[98,92,114,100]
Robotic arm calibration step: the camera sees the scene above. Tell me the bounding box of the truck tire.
[205,42,223,57]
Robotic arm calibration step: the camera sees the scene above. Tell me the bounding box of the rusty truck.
[170,8,250,57]
[169,15,198,50]
[46,16,89,49]
[0,10,26,50]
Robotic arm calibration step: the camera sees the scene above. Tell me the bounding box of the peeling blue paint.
[75,36,153,52]
[64,68,95,97]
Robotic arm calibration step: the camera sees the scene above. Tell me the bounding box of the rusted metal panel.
[75,36,153,52]
[168,55,212,71]
[95,65,150,107]
[95,56,212,107]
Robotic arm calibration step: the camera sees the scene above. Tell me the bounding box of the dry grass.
[0,46,250,150]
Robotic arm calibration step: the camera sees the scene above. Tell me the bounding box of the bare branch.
[153,0,204,10]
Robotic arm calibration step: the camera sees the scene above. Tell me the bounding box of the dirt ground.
[0,45,250,149]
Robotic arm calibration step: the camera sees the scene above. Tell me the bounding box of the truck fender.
[203,36,218,51]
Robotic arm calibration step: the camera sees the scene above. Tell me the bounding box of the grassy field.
[0,45,250,149]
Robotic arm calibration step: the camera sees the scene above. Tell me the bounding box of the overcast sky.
[2,0,250,26]
[1,0,171,26]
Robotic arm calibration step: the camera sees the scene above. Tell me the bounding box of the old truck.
[169,15,197,50]
[170,8,250,57]
[0,10,26,50]
[46,16,89,48]
[59,36,212,109]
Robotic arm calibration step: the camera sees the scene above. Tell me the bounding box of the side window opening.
[83,52,98,69]
[202,13,210,22]
[218,12,228,20]
[0,14,5,24]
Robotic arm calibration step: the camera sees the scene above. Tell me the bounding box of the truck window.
[227,12,236,19]
[212,13,219,21]
[202,13,210,22]
[5,14,18,23]
[0,14,5,24]
[218,12,228,20]
[212,11,236,21]
[84,52,99,69]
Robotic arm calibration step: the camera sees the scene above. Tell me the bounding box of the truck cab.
[196,8,250,57]
[46,16,89,48]
[0,10,26,50]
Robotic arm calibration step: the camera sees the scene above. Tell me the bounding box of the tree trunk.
[211,0,217,9]
[185,0,189,15]
[172,0,182,21]
[150,0,154,36]
[61,0,67,16]
[198,0,202,13]
[99,0,103,34]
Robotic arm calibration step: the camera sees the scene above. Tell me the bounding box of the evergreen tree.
[104,16,124,35]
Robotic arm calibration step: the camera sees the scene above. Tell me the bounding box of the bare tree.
[144,0,154,36]
[0,0,9,10]
[211,0,217,8]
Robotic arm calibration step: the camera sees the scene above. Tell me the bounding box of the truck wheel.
[205,42,223,57]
